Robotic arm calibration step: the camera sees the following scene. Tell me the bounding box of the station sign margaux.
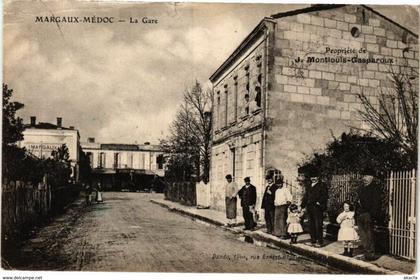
[26,143,63,157]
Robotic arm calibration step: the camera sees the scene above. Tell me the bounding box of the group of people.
[224,170,379,260]
[84,182,104,205]
[224,173,298,236]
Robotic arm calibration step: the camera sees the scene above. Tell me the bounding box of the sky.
[3,1,418,144]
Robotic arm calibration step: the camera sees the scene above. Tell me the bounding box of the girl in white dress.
[336,201,359,257]
[287,204,303,244]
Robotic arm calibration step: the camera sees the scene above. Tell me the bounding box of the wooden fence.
[165,181,196,206]
[1,179,80,246]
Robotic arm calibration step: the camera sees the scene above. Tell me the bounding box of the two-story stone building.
[209,4,418,211]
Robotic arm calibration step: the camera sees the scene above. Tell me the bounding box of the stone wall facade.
[265,5,418,182]
[209,5,418,212]
[210,131,263,211]
[210,27,271,211]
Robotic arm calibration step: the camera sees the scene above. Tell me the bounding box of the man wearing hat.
[238,177,257,230]
[261,174,279,234]
[224,174,238,226]
[356,170,380,260]
[301,173,328,247]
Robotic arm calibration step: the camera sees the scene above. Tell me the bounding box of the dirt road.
[10,192,339,273]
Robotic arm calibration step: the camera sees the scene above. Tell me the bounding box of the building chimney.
[30,116,36,126]
[57,117,62,129]
[88,137,95,143]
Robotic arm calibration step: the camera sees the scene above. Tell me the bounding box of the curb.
[246,231,400,275]
[150,199,403,275]
[150,199,245,227]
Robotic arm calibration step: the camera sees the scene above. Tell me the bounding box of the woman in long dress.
[224,174,238,226]
[96,183,103,203]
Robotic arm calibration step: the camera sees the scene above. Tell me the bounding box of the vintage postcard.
[2,0,418,277]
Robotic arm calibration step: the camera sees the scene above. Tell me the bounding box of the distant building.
[19,116,80,180]
[81,138,166,191]
[209,5,418,211]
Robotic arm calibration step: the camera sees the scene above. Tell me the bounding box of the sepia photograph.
[2,0,419,276]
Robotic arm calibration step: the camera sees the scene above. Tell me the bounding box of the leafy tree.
[356,59,418,167]
[2,84,24,146]
[2,84,72,186]
[51,144,70,163]
[161,81,212,183]
[2,84,26,180]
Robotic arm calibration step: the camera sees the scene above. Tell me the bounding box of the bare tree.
[161,81,212,182]
[356,58,418,166]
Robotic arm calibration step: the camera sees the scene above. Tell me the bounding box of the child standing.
[336,201,359,257]
[287,204,303,244]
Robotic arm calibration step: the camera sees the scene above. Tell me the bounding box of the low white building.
[81,138,165,191]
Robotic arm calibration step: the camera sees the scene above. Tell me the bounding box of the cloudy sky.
[4,1,418,144]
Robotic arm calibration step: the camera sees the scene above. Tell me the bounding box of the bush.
[298,131,411,180]
[299,131,403,228]
[3,145,71,188]
[327,176,361,223]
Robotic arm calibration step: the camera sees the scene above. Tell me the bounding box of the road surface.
[12,192,339,273]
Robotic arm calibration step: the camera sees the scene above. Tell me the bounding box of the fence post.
[409,169,416,260]
[388,170,394,258]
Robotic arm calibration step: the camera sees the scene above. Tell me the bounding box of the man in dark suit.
[238,177,257,230]
[356,172,380,260]
[261,174,279,234]
[301,175,328,247]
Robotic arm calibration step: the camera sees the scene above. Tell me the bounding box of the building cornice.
[212,123,262,146]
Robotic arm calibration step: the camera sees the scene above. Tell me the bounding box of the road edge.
[150,199,402,275]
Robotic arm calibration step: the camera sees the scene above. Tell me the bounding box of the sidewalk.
[150,197,415,275]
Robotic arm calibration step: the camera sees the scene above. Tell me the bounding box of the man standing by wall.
[261,174,278,234]
[224,174,238,226]
[238,177,257,230]
[301,174,328,247]
[356,171,380,260]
